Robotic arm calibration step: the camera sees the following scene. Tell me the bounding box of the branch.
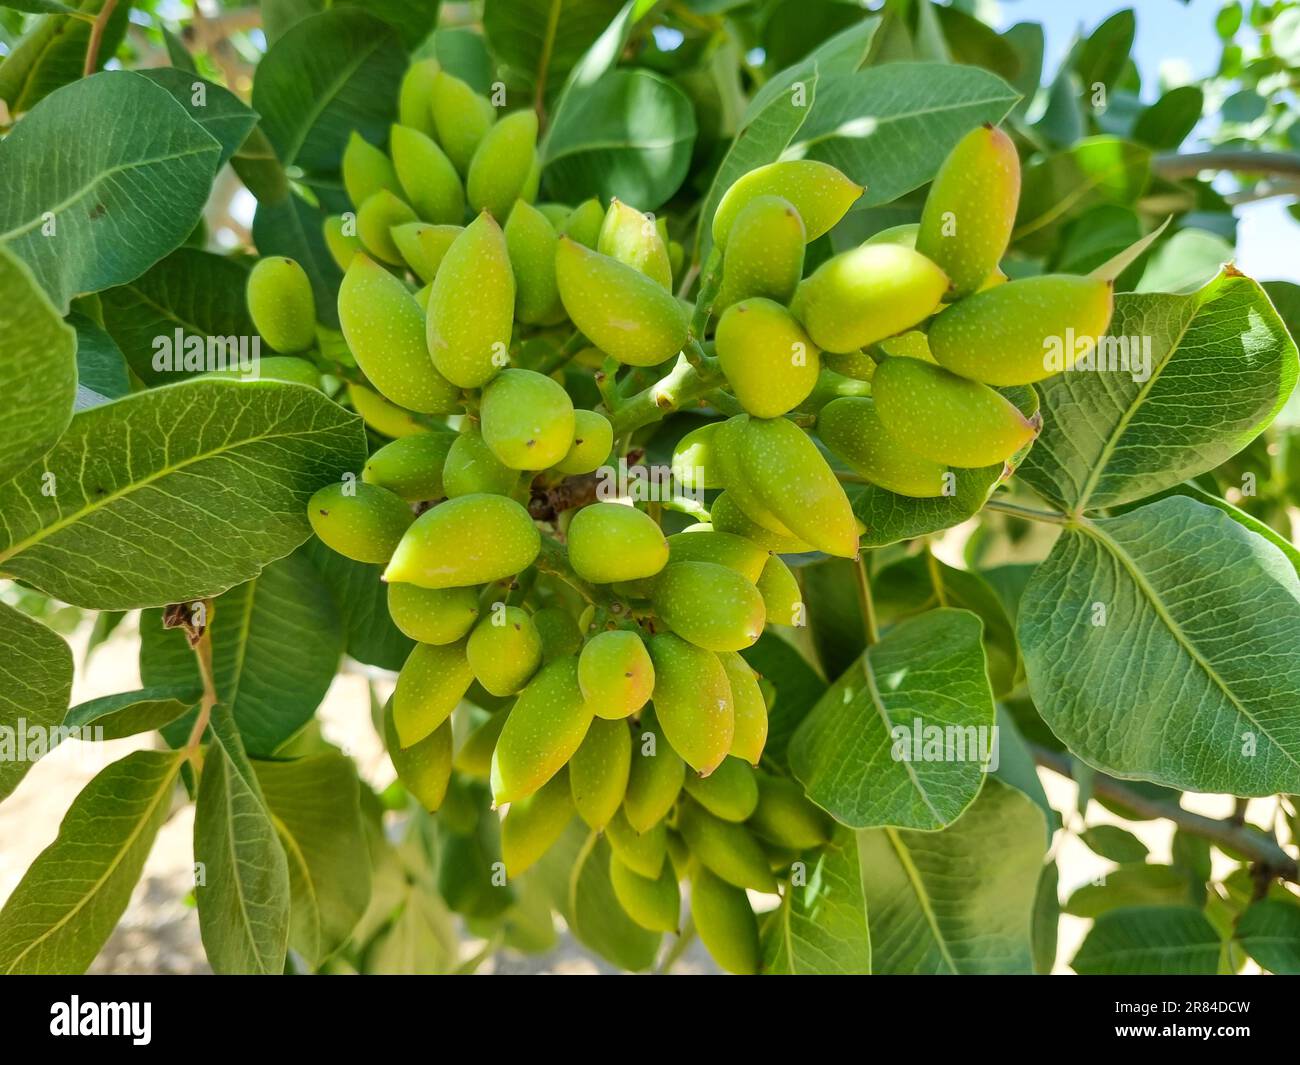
[1030,743,1300,884]
[1153,150,1300,181]
[83,0,120,76]
[608,355,723,435]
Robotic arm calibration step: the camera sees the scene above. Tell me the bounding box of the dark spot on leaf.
[88,203,107,220]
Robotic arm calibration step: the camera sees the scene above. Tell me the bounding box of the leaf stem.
[853,552,879,646]
[83,0,120,77]
[688,245,724,337]
[924,541,948,608]
[1029,743,1300,884]
[185,625,219,762]
[983,496,1074,526]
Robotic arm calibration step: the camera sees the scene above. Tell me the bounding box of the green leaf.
[0,71,222,311]
[0,749,183,973]
[0,247,75,482]
[0,1,130,113]
[68,311,130,401]
[1235,898,1300,974]
[484,0,623,102]
[790,609,996,830]
[1002,22,1044,119]
[366,887,458,974]
[759,0,866,74]
[194,704,292,974]
[1136,228,1236,295]
[0,601,72,801]
[739,631,826,770]
[253,9,406,172]
[1034,64,1085,149]
[873,555,1020,697]
[1072,905,1222,975]
[1057,204,1142,277]
[857,777,1046,974]
[140,551,344,757]
[799,557,866,681]
[541,0,656,151]
[1019,495,1300,796]
[436,783,515,921]
[1064,864,1197,918]
[542,68,697,210]
[304,538,413,671]
[992,704,1057,840]
[262,0,330,43]
[162,26,198,72]
[1129,481,1300,577]
[785,62,1019,208]
[1014,137,1151,255]
[1131,85,1204,150]
[1079,824,1150,864]
[933,4,1023,81]
[254,753,371,968]
[231,124,292,205]
[2,1,82,13]
[569,831,661,971]
[97,248,256,387]
[695,67,820,264]
[1032,861,1060,974]
[252,193,343,329]
[63,686,198,741]
[426,26,495,92]
[136,69,260,168]
[0,379,367,611]
[1075,9,1135,92]
[743,15,878,125]
[340,0,440,50]
[265,0,440,49]
[761,826,871,974]
[1019,272,1299,514]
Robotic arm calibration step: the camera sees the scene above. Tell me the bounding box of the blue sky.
[989,0,1300,282]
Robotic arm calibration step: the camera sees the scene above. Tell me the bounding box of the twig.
[1030,743,1299,884]
[83,0,121,76]
[609,356,723,435]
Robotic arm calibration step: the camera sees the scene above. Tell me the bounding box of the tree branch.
[1030,743,1300,884]
[1153,150,1300,181]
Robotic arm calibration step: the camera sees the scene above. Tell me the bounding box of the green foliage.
[1,0,1299,981]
